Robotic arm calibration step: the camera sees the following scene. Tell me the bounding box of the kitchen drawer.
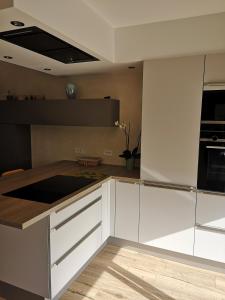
[50,186,102,228]
[50,198,102,264]
[51,223,102,298]
[194,225,225,263]
[196,192,225,230]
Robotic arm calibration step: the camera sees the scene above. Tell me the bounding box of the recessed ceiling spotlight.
[44,68,51,71]
[128,66,136,69]
[10,21,25,27]
[4,56,13,59]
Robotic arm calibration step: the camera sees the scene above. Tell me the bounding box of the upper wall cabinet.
[204,53,225,84]
[0,99,119,127]
[141,56,204,186]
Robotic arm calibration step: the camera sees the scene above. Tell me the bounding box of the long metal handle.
[117,179,139,185]
[206,146,225,150]
[55,186,102,213]
[53,222,102,267]
[196,224,225,235]
[198,190,225,197]
[143,181,195,192]
[53,196,102,231]
[201,121,225,125]
[200,138,225,143]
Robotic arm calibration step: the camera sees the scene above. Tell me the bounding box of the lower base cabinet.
[139,184,196,255]
[194,226,225,263]
[115,180,140,242]
[51,224,102,297]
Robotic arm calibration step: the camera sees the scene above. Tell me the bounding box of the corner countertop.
[0,160,140,230]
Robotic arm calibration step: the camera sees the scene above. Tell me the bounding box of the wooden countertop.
[0,161,140,230]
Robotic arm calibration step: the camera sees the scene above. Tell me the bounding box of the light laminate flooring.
[60,244,225,300]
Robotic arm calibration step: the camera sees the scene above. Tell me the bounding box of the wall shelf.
[0,99,120,127]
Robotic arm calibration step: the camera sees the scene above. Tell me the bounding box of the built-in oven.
[198,131,225,193]
[198,87,225,193]
[201,90,225,122]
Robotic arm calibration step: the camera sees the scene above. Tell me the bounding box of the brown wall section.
[0,61,143,166]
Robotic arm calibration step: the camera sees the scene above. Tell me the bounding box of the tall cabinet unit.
[141,56,204,186]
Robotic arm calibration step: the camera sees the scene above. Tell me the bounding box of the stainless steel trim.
[55,186,102,213]
[196,224,225,235]
[201,121,225,125]
[117,179,139,184]
[200,138,225,143]
[54,196,102,231]
[197,189,225,197]
[206,146,225,150]
[53,222,102,267]
[142,180,196,192]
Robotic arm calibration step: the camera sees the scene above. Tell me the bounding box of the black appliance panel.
[201,90,225,121]
[0,26,99,64]
[3,175,97,204]
[198,128,225,193]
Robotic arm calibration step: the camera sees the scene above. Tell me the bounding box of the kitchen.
[1,1,225,300]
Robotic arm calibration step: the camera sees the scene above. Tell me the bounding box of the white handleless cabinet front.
[115,180,140,242]
[141,56,204,186]
[139,184,196,255]
[194,191,225,263]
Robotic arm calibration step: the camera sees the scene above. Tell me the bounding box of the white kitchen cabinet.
[141,56,204,186]
[194,191,225,263]
[196,192,225,230]
[115,180,140,242]
[194,226,225,263]
[101,181,110,242]
[139,184,196,255]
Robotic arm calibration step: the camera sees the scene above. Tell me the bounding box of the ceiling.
[1,0,225,75]
[84,0,225,28]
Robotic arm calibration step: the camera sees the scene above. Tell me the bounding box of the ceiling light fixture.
[4,56,13,59]
[11,21,25,27]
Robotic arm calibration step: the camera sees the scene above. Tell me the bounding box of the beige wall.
[0,61,67,100]
[0,61,142,167]
[31,69,143,166]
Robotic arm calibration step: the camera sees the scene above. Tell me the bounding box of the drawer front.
[194,226,225,263]
[51,224,102,298]
[50,187,102,228]
[50,198,102,264]
[197,192,225,230]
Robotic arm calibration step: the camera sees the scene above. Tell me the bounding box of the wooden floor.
[60,244,225,300]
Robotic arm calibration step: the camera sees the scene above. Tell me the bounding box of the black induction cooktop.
[3,175,97,204]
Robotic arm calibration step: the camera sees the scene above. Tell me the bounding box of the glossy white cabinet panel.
[194,227,225,263]
[51,225,102,298]
[196,192,225,230]
[50,187,102,228]
[141,56,204,185]
[115,181,140,242]
[139,185,196,255]
[50,199,101,264]
[101,181,110,242]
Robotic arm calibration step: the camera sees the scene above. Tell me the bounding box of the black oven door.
[202,90,225,121]
[198,141,225,193]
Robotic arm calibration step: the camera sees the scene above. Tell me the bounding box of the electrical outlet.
[74,147,82,154]
[104,149,113,156]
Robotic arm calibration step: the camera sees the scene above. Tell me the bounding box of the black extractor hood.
[0,26,99,64]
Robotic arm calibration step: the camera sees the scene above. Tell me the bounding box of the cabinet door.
[194,226,225,263]
[141,56,204,186]
[139,185,196,255]
[115,181,140,242]
[196,192,225,230]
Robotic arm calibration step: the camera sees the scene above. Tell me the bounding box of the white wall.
[115,12,225,62]
[13,0,114,61]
